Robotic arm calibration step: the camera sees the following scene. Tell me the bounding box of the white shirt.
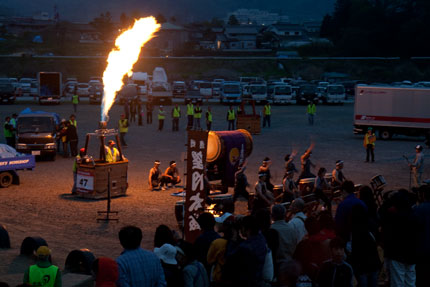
[289,212,307,243]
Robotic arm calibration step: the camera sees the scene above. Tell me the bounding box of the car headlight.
[16,143,27,149]
[45,143,56,149]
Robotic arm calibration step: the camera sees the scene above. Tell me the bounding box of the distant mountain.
[2,0,335,22]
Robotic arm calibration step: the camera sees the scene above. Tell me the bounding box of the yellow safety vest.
[264,105,271,115]
[73,155,81,172]
[72,94,79,104]
[307,104,316,115]
[364,133,376,147]
[105,146,120,163]
[173,107,180,118]
[194,107,202,119]
[207,111,212,122]
[119,119,128,133]
[29,265,58,287]
[158,109,165,120]
[228,110,235,121]
[69,119,77,127]
[187,104,194,116]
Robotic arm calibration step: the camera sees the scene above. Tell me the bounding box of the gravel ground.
[0,98,428,285]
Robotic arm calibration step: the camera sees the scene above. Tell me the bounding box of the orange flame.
[101,16,160,121]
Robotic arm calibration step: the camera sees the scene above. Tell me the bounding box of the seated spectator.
[318,237,353,287]
[331,160,347,188]
[161,161,181,187]
[116,225,166,286]
[23,246,62,287]
[193,213,220,276]
[148,160,169,191]
[288,198,307,243]
[154,225,176,248]
[91,257,119,287]
[154,243,183,287]
[180,241,209,287]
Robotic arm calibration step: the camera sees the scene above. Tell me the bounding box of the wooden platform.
[236,115,261,134]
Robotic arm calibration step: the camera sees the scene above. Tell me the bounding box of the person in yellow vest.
[186,100,194,130]
[118,114,129,147]
[227,105,236,130]
[206,106,213,131]
[158,105,165,131]
[194,102,202,130]
[263,102,272,128]
[307,101,316,125]
[69,114,77,129]
[72,92,79,113]
[363,127,376,162]
[105,140,120,163]
[59,119,69,158]
[172,104,181,132]
[23,246,62,287]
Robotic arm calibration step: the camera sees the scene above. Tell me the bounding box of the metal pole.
[107,167,111,219]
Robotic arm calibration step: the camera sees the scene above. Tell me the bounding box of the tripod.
[402,155,413,190]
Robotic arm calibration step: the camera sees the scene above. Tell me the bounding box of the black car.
[0,79,16,104]
[297,84,318,105]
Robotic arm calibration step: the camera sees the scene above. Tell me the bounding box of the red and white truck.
[354,85,430,142]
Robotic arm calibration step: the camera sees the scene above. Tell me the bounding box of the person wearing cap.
[154,243,183,287]
[306,100,316,125]
[158,105,165,131]
[227,105,236,130]
[118,114,129,147]
[161,161,181,188]
[409,145,425,187]
[23,246,62,287]
[364,127,376,162]
[186,100,194,130]
[105,140,120,163]
[148,160,168,191]
[252,172,274,214]
[171,103,181,132]
[116,226,166,287]
[193,102,202,130]
[331,160,347,189]
[259,157,274,192]
[72,148,86,194]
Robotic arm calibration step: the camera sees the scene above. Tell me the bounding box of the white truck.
[150,67,172,105]
[272,84,296,104]
[354,85,430,142]
[131,72,148,96]
[220,81,242,104]
[247,84,268,104]
[324,84,346,104]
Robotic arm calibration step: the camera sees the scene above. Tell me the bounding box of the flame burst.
[101,16,160,122]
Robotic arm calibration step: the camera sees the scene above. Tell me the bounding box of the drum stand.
[97,168,118,222]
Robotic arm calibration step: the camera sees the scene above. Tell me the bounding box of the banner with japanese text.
[184,130,208,242]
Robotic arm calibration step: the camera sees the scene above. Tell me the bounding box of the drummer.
[259,157,274,192]
[332,160,347,189]
[252,173,274,215]
[283,170,298,202]
[314,167,332,212]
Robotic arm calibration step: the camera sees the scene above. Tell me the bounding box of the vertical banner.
[184,130,208,243]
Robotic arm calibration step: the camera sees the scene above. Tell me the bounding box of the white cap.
[154,244,177,265]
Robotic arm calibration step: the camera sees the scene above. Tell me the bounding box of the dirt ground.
[0,99,428,285]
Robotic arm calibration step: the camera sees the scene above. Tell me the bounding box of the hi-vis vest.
[194,107,202,119]
[173,107,180,118]
[72,94,79,104]
[207,111,212,122]
[187,104,194,116]
[3,122,12,138]
[364,133,376,147]
[264,105,271,115]
[228,110,235,120]
[29,265,58,287]
[307,104,316,115]
[69,119,77,127]
[119,119,128,133]
[105,147,120,163]
[158,109,165,120]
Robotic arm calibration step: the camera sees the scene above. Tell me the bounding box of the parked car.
[172,81,186,98]
[199,81,213,98]
[0,78,16,104]
[89,83,104,104]
[76,83,90,97]
[19,78,33,95]
[297,84,317,104]
[211,82,222,98]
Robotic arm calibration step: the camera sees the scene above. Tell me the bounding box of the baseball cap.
[154,244,177,265]
[36,246,51,256]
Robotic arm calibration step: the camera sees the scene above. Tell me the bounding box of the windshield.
[223,85,240,94]
[250,86,266,94]
[18,117,54,133]
[328,86,345,94]
[275,86,292,95]
[301,85,316,94]
[241,77,256,83]
[78,84,88,88]
[200,83,211,89]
